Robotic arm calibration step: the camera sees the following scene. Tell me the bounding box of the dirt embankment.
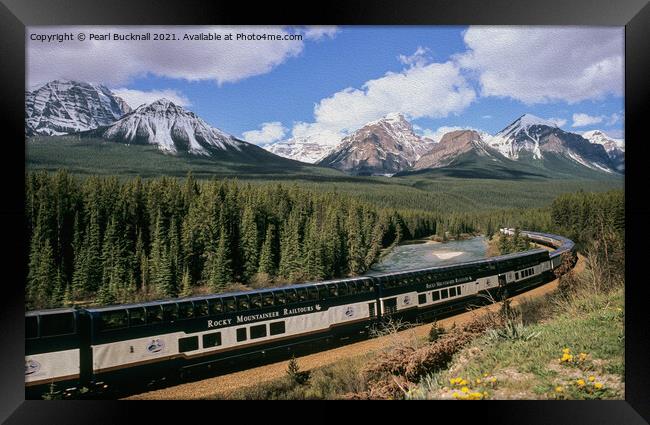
[126,253,583,400]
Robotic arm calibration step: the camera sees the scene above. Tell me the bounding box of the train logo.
[146,339,165,353]
[344,306,355,317]
[403,295,411,306]
[25,359,40,375]
[315,304,322,311]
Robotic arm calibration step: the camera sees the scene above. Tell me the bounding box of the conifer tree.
[240,206,259,282]
[257,224,276,277]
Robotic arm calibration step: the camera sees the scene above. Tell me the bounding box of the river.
[365,236,489,275]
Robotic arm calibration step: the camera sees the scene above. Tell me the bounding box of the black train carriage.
[80,276,377,390]
[374,255,507,322]
[25,308,82,399]
[25,230,574,398]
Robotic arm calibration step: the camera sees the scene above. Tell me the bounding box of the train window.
[286,290,298,303]
[224,298,237,313]
[26,316,38,339]
[432,291,440,302]
[318,286,328,300]
[270,321,286,336]
[308,287,319,301]
[236,328,247,342]
[128,308,146,326]
[263,293,275,307]
[251,294,263,309]
[146,305,163,324]
[328,284,338,297]
[274,291,287,305]
[98,310,127,332]
[418,293,427,305]
[296,288,308,302]
[449,287,457,297]
[347,282,358,296]
[194,300,209,317]
[337,283,348,296]
[178,336,198,353]
[203,332,222,348]
[163,304,179,322]
[515,272,519,280]
[440,289,449,299]
[208,299,223,315]
[178,302,194,319]
[250,324,267,339]
[457,286,462,296]
[237,296,250,311]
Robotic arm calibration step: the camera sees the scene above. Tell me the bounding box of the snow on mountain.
[318,113,436,174]
[85,99,247,155]
[582,130,625,172]
[486,114,616,173]
[265,135,338,164]
[581,130,625,153]
[25,80,131,136]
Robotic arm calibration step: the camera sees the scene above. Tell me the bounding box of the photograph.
[20,24,630,402]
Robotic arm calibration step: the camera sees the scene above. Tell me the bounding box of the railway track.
[125,252,584,400]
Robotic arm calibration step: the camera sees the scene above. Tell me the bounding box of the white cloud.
[27,26,313,86]
[300,26,339,40]
[421,126,467,142]
[572,113,604,127]
[242,122,287,145]
[398,46,431,68]
[458,27,623,104]
[112,88,190,109]
[482,115,492,119]
[607,112,621,126]
[293,61,475,140]
[547,117,567,128]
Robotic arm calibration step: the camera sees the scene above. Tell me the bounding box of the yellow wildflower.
[475,378,482,384]
[470,392,483,400]
[483,373,488,377]
[555,386,564,393]
[588,376,595,382]
[490,377,497,383]
[562,347,571,354]
[576,379,586,387]
[594,382,603,390]
[461,386,469,393]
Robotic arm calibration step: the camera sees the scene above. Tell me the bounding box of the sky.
[26,26,625,144]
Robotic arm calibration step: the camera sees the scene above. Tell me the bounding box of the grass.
[409,273,624,400]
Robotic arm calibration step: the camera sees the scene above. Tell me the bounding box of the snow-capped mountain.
[25,80,131,136]
[582,130,625,172]
[82,99,253,156]
[413,130,504,170]
[318,113,435,175]
[265,135,338,164]
[486,114,616,173]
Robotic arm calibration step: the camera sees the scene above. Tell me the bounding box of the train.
[25,229,576,398]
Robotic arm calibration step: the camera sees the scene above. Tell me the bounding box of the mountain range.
[25,80,624,179]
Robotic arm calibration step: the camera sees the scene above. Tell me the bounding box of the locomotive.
[25,229,576,398]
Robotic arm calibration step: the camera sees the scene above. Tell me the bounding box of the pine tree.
[257,224,276,277]
[179,267,192,297]
[240,206,259,282]
[206,223,233,291]
[346,207,365,275]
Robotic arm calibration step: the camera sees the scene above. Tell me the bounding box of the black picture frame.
[1,0,648,423]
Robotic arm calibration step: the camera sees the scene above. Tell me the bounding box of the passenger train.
[25,229,576,398]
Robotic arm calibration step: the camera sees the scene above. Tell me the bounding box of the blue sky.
[27,26,625,141]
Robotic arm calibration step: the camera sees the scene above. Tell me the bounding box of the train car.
[25,230,577,398]
[82,276,378,389]
[25,308,82,398]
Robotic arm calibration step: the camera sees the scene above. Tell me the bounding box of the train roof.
[25,307,78,317]
[84,275,374,313]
